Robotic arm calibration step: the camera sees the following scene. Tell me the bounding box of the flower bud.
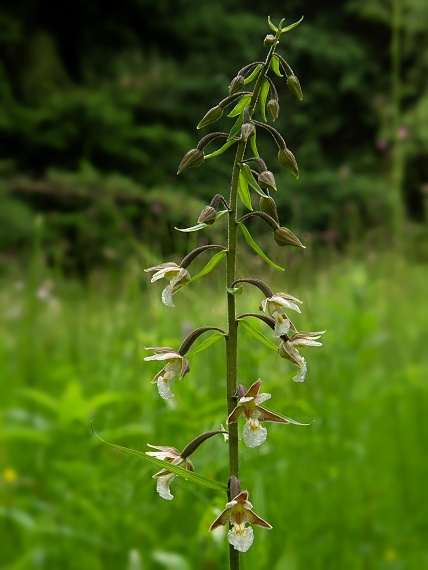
[259,195,279,224]
[177,148,204,174]
[278,146,299,179]
[241,122,255,142]
[267,99,280,122]
[197,105,223,129]
[286,74,303,101]
[229,75,245,95]
[198,205,217,225]
[264,34,277,47]
[258,170,277,192]
[274,226,305,248]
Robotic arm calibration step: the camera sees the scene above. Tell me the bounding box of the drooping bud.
[198,205,217,225]
[197,105,224,129]
[260,195,280,224]
[267,98,280,121]
[258,170,277,192]
[274,226,305,248]
[278,146,299,179]
[264,34,277,47]
[229,75,245,95]
[177,148,204,174]
[286,75,303,101]
[241,122,255,142]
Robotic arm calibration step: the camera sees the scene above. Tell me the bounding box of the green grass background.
[1,251,427,570]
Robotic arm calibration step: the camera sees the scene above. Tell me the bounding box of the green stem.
[226,41,277,570]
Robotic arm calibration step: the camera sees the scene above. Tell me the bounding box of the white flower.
[279,330,325,382]
[210,490,272,552]
[146,444,194,501]
[260,293,302,337]
[227,379,307,447]
[144,347,190,399]
[145,262,190,308]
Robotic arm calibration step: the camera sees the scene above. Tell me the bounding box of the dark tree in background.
[1,0,427,270]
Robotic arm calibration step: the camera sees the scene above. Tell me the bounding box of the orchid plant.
[95,16,324,570]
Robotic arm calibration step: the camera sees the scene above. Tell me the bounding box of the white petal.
[156,474,175,500]
[254,393,271,405]
[273,317,291,338]
[269,295,301,313]
[144,352,179,362]
[157,376,175,399]
[161,285,175,308]
[293,359,307,382]
[292,339,322,347]
[243,421,267,448]
[228,524,254,552]
[150,269,168,283]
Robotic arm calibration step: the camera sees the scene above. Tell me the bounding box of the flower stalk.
[136,16,325,570]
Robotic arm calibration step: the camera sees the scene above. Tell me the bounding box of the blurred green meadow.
[2,1,428,568]
[1,249,427,570]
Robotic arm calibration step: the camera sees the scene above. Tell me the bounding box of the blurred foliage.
[1,0,428,272]
[1,255,427,568]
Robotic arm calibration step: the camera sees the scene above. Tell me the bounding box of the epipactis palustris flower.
[227,379,307,447]
[144,347,190,399]
[260,292,302,337]
[146,444,194,501]
[210,490,272,552]
[145,262,190,308]
[279,330,325,382]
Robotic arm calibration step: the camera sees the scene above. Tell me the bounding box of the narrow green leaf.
[250,130,260,157]
[239,223,284,271]
[238,171,253,211]
[240,163,265,196]
[271,55,284,77]
[280,16,304,34]
[258,78,270,122]
[92,426,228,494]
[239,319,279,352]
[244,64,262,85]
[186,333,225,357]
[228,115,243,140]
[227,286,243,295]
[205,140,236,160]
[175,210,228,232]
[188,250,227,283]
[227,95,251,118]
